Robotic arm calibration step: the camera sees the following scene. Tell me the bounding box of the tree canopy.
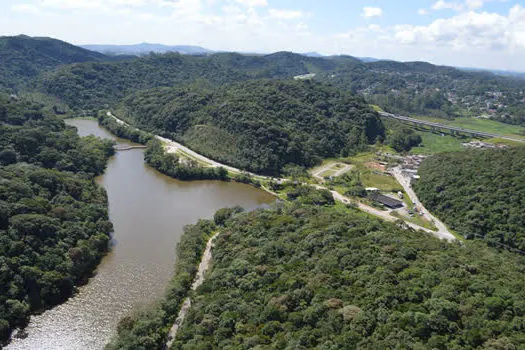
[116,80,384,175]
[414,147,525,251]
[0,94,114,343]
[110,200,525,349]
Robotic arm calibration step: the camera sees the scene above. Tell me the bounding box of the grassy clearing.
[413,115,525,138]
[320,169,337,178]
[361,173,400,191]
[484,137,525,147]
[411,132,467,154]
[333,151,402,191]
[451,118,525,137]
[370,104,384,112]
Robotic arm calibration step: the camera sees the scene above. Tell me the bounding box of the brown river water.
[6,119,274,350]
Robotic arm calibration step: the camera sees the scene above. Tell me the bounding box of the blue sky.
[1,0,525,70]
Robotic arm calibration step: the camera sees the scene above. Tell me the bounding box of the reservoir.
[7,119,274,349]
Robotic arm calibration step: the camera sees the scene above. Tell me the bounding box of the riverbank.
[7,119,274,350]
[106,220,221,349]
[98,113,455,242]
[97,113,281,198]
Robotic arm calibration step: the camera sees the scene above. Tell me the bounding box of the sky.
[1,0,525,71]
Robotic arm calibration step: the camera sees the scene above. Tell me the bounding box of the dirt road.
[311,163,353,181]
[165,233,219,348]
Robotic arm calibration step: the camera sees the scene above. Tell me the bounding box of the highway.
[379,112,525,143]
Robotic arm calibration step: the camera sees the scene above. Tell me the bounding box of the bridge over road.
[379,112,525,143]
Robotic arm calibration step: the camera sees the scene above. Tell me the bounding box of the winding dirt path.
[165,233,219,349]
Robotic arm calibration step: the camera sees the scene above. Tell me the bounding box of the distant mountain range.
[81,43,213,56]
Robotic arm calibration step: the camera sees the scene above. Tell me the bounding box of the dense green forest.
[3,35,525,349]
[109,197,525,349]
[414,148,525,252]
[97,114,153,145]
[0,94,114,342]
[1,35,523,124]
[28,37,525,124]
[38,51,344,111]
[115,80,384,175]
[0,35,115,91]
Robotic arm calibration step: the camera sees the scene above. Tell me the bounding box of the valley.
[1,33,525,350]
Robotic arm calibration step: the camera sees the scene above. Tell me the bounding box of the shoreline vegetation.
[109,196,525,349]
[106,207,242,349]
[96,114,456,241]
[97,113,270,190]
[0,95,115,344]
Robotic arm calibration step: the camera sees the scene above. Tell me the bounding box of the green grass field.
[361,173,401,191]
[413,115,525,138]
[411,132,468,154]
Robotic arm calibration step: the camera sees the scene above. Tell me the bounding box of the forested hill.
[116,80,384,175]
[414,147,525,251]
[39,51,351,110]
[0,35,522,123]
[0,94,115,342]
[40,52,249,110]
[111,200,525,349]
[0,35,114,90]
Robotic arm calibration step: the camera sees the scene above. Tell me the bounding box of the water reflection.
[7,119,274,350]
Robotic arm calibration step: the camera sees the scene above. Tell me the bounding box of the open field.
[311,161,353,181]
[410,131,468,154]
[413,115,525,138]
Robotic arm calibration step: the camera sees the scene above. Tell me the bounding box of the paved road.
[108,111,455,241]
[391,167,456,241]
[379,111,525,143]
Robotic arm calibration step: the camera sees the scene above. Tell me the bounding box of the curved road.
[108,112,272,181]
[390,167,456,241]
[108,111,455,241]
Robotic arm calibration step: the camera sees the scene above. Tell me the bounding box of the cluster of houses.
[397,155,426,183]
[365,154,428,210]
[462,140,508,149]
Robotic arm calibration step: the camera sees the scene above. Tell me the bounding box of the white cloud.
[418,9,428,15]
[465,0,485,10]
[268,8,303,20]
[392,7,523,51]
[361,7,383,18]
[231,0,267,7]
[11,3,39,13]
[431,1,463,11]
